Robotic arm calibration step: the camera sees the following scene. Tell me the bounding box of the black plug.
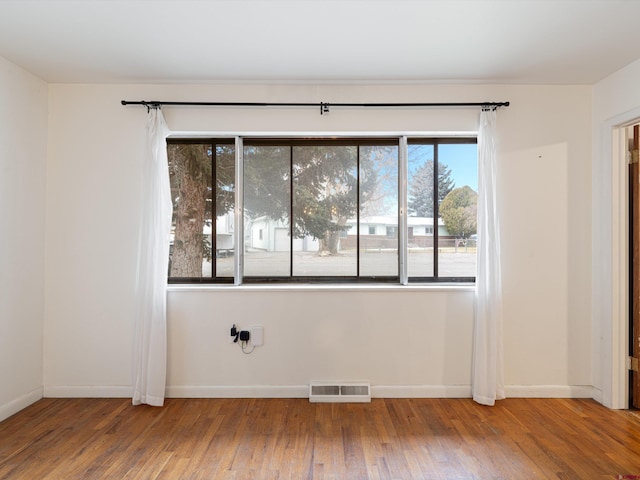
[231,324,239,343]
[239,330,250,342]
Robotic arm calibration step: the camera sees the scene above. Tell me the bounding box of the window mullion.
[290,145,293,278]
[357,146,361,277]
[234,136,244,285]
[399,136,408,285]
[433,142,439,279]
[212,142,217,280]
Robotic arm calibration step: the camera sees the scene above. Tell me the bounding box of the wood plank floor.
[1,398,640,479]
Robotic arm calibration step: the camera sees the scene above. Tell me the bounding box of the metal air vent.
[309,382,371,403]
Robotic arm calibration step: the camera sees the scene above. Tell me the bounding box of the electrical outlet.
[249,325,264,346]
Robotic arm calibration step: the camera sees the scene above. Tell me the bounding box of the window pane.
[243,145,291,276]
[438,143,478,277]
[359,145,398,276]
[168,143,212,278]
[215,144,235,277]
[407,144,435,277]
[292,145,357,276]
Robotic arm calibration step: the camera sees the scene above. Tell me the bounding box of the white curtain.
[132,107,172,407]
[472,108,505,406]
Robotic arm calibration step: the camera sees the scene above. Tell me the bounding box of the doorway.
[629,124,640,409]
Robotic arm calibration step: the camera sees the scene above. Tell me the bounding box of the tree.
[293,146,361,255]
[168,143,212,277]
[408,160,455,217]
[214,144,235,218]
[244,145,380,255]
[243,145,291,223]
[439,186,478,242]
[171,142,389,267]
[359,145,399,217]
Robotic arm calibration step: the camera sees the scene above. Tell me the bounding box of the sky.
[408,143,478,192]
[438,143,478,192]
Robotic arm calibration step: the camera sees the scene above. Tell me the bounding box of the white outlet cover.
[249,325,264,346]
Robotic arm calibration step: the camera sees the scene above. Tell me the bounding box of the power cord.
[241,342,255,354]
[231,324,256,354]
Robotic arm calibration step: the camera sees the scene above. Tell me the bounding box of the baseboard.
[372,385,596,399]
[40,384,596,401]
[0,387,43,422]
[165,385,309,398]
[591,387,604,405]
[504,385,594,398]
[166,385,475,399]
[169,384,589,399]
[44,386,132,398]
[371,385,472,398]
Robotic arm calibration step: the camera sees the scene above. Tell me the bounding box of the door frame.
[602,107,640,409]
[630,125,640,408]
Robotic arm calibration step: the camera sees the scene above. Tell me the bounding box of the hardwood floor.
[1,398,640,479]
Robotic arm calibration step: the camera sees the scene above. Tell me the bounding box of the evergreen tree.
[170,142,388,273]
[244,144,380,255]
[408,160,455,217]
[168,143,213,277]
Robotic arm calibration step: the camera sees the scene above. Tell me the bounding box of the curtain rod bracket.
[320,102,330,115]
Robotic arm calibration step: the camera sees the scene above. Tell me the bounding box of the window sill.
[167,283,475,293]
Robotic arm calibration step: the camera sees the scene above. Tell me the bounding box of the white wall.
[592,58,640,407]
[0,57,47,420]
[44,83,592,398]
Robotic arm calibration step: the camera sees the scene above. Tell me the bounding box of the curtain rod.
[121,100,510,115]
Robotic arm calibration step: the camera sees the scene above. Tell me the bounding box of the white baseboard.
[0,387,43,422]
[165,385,309,398]
[40,384,596,401]
[165,385,593,399]
[504,385,594,398]
[44,386,132,398]
[591,387,604,405]
[371,385,472,398]
[166,385,594,398]
[374,385,595,399]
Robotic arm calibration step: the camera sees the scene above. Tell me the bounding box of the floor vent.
[309,382,371,403]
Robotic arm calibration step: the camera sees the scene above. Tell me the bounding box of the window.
[167,136,476,284]
[167,139,235,282]
[243,139,398,280]
[386,226,397,239]
[408,139,478,281]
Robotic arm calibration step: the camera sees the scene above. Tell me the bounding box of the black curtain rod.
[121,100,509,115]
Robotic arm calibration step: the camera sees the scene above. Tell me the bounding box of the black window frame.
[167,138,235,284]
[166,136,477,285]
[407,138,478,284]
[241,137,400,284]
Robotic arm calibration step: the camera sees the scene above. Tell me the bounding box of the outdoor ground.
[208,248,476,279]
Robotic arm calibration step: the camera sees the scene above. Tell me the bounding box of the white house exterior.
[245,215,450,252]
[246,216,320,252]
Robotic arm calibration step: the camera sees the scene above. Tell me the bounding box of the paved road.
[207,249,476,279]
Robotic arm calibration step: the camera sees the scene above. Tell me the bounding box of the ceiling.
[0,0,639,85]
